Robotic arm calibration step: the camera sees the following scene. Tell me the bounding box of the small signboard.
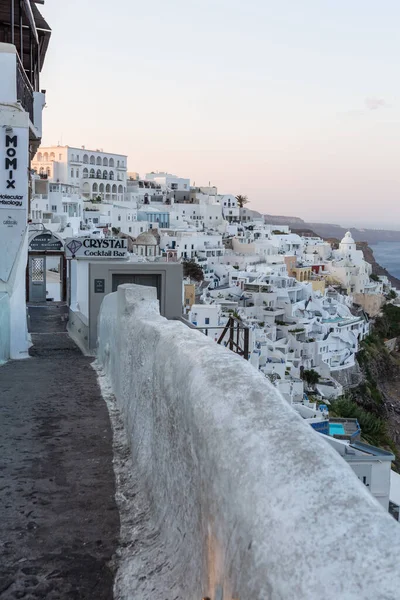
[94,278,105,293]
[29,232,64,252]
[65,237,128,260]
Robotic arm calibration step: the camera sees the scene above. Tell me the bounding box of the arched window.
[90,155,95,165]
[47,167,51,176]
[76,169,79,177]
[97,169,102,179]
[44,152,48,161]
[92,183,98,193]
[109,158,114,167]
[106,184,111,193]
[39,167,44,174]
[109,171,114,180]
[117,160,120,167]
[83,154,89,164]
[37,152,42,162]
[90,168,95,178]
[99,183,104,193]
[103,157,108,166]
[83,168,88,178]
[71,169,74,177]
[112,184,117,194]
[96,156,102,165]
[50,152,55,160]
[103,170,107,179]
[118,185,123,194]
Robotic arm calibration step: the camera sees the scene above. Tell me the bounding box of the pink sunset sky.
[40,0,400,228]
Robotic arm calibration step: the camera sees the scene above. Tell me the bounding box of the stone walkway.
[0,304,119,599]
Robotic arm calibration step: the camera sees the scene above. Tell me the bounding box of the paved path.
[0,304,119,599]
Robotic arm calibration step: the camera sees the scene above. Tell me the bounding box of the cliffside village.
[29,145,400,516]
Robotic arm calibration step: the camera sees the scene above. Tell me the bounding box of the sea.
[370,242,400,280]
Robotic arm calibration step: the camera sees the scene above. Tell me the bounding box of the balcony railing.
[16,56,34,123]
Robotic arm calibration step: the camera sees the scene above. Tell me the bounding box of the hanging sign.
[29,232,64,252]
[65,237,128,259]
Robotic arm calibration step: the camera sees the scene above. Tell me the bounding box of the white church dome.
[340,231,355,245]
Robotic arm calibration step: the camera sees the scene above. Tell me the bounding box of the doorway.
[111,273,161,299]
[29,256,46,302]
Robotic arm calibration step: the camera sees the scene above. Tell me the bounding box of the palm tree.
[235,194,249,208]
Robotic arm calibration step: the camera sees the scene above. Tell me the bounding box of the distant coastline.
[369,242,400,282]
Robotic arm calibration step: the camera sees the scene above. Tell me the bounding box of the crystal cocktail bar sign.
[65,237,128,259]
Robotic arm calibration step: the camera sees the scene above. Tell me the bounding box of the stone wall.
[353,292,385,317]
[97,284,400,600]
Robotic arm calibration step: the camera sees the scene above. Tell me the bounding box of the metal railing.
[16,56,34,123]
[179,316,250,360]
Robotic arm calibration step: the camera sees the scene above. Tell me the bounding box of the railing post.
[229,317,234,351]
[244,326,249,360]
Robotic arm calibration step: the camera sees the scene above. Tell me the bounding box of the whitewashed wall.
[97,284,400,600]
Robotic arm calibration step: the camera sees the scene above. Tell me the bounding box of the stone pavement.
[0,303,119,599]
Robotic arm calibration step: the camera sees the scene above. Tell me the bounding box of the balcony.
[16,56,33,123]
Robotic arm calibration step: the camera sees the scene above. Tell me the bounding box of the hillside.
[259,211,400,244]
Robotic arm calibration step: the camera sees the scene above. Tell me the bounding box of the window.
[76,169,79,177]
[205,318,210,325]
[129,227,132,233]
[59,154,62,160]
[186,298,190,305]
[52,205,57,211]
[71,169,74,177]
[63,206,68,213]
[118,215,121,221]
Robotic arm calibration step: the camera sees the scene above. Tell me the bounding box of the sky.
[40,0,400,228]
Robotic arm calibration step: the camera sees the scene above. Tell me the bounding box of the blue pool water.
[329,423,345,436]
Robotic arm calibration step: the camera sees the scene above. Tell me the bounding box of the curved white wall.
[97,284,400,600]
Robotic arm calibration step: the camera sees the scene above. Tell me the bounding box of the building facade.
[0,1,51,361]
[32,146,127,203]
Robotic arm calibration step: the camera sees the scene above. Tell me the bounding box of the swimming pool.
[329,423,345,436]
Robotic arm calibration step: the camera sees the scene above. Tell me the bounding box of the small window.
[205,318,210,325]
[52,205,57,211]
[118,215,121,221]
[71,169,74,177]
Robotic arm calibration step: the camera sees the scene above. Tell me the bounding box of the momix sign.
[0,128,28,210]
[0,126,29,281]
[65,237,128,259]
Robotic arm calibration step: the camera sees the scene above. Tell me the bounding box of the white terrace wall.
[97,284,400,600]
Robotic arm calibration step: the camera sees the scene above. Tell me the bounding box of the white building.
[0,3,51,361]
[188,304,221,341]
[323,435,394,512]
[160,231,224,260]
[219,194,240,223]
[327,232,381,295]
[30,177,84,235]
[145,172,190,203]
[32,145,127,203]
